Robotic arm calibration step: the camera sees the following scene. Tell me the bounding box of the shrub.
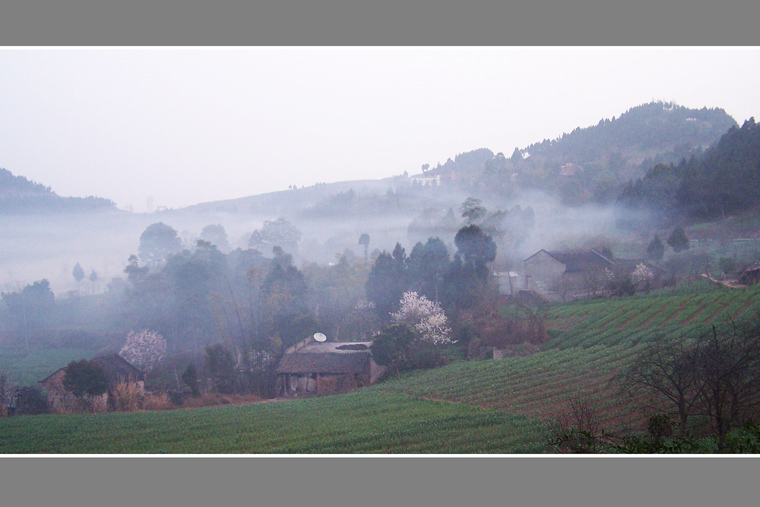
[143,392,173,411]
[111,382,143,412]
[181,364,200,397]
[15,386,50,415]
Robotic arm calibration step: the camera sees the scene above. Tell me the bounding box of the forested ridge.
[0,167,116,214]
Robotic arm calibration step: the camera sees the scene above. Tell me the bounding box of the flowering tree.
[391,292,453,345]
[631,263,654,287]
[119,329,167,372]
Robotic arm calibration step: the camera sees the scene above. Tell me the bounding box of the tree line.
[618,118,760,226]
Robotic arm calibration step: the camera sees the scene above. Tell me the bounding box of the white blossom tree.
[119,329,167,372]
[391,291,453,345]
[631,263,654,288]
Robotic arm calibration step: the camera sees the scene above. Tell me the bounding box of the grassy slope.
[0,391,547,454]
[2,281,759,454]
[376,281,760,432]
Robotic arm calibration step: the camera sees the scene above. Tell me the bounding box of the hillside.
[617,117,760,227]
[0,167,116,214]
[3,281,759,453]
[375,281,760,433]
[525,101,735,165]
[508,102,737,207]
[176,102,737,220]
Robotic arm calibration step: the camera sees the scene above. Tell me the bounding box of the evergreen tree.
[181,363,200,397]
[72,262,85,283]
[406,237,450,302]
[365,244,408,323]
[667,226,690,253]
[646,235,665,262]
[454,225,497,281]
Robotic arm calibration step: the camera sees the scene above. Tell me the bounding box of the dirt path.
[700,274,747,289]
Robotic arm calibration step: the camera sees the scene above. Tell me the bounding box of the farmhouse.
[39,354,145,412]
[276,336,385,398]
[524,248,614,300]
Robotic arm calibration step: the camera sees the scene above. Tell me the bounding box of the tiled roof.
[91,355,145,383]
[545,249,614,273]
[276,352,370,375]
[39,354,144,385]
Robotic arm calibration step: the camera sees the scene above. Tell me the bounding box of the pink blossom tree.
[119,329,167,372]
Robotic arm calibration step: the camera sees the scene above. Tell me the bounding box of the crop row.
[376,343,649,430]
[544,284,760,350]
[0,391,551,454]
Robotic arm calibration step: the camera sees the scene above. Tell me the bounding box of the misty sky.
[1,48,759,212]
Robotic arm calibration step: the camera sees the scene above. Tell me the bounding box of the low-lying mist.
[0,182,644,299]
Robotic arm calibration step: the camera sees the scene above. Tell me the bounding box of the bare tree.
[696,320,760,447]
[549,394,603,453]
[619,317,760,448]
[617,333,705,434]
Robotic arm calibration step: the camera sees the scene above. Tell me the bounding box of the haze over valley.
[3,49,760,454]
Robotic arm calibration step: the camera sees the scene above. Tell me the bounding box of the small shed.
[276,337,385,397]
[39,354,145,412]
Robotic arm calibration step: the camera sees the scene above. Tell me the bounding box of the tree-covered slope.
[617,117,760,226]
[0,168,116,214]
[524,101,736,166]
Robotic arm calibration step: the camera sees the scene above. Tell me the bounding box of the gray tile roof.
[276,351,370,375]
[525,249,614,273]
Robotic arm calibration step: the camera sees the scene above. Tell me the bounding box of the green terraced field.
[0,391,549,454]
[375,282,760,432]
[3,281,758,453]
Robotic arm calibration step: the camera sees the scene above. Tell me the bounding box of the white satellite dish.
[313,332,327,342]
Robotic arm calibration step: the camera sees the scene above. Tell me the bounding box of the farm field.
[2,281,758,454]
[0,391,549,454]
[376,281,760,432]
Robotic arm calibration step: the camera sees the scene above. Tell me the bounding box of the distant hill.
[501,101,738,206]
[179,101,739,217]
[524,101,736,164]
[0,168,116,214]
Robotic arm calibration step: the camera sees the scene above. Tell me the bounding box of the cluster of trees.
[645,226,690,262]
[526,103,735,168]
[407,198,534,263]
[618,118,760,226]
[1,279,55,353]
[366,224,496,325]
[365,219,546,365]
